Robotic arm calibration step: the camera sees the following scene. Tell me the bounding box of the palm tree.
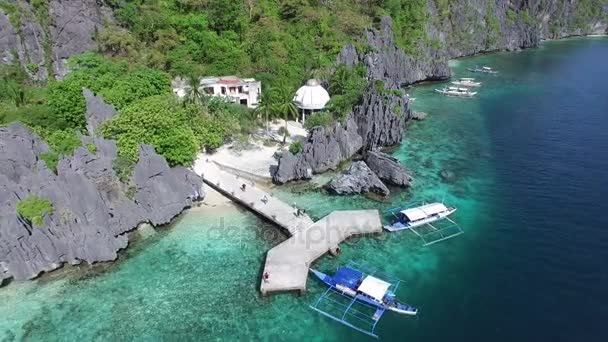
[328,65,349,96]
[184,74,207,107]
[269,85,298,144]
[254,90,274,136]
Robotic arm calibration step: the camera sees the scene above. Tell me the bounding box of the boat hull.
[384,208,457,232]
[435,89,476,97]
[309,268,417,316]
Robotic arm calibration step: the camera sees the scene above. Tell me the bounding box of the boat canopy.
[334,267,363,288]
[400,203,448,221]
[461,78,474,80]
[357,276,391,301]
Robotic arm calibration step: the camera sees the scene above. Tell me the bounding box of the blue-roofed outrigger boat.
[309,261,417,338]
[384,200,464,246]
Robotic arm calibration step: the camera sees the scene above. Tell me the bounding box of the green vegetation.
[33,128,81,172]
[506,9,518,27]
[39,152,58,173]
[113,155,136,183]
[325,65,367,122]
[570,0,606,30]
[288,140,303,154]
[380,0,429,54]
[0,1,22,31]
[485,1,501,48]
[16,195,53,227]
[304,111,334,130]
[86,143,97,154]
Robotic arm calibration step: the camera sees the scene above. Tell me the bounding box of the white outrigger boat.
[451,77,481,87]
[467,66,498,74]
[310,261,417,338]
[435,86,477,97]
[384,201,464,245]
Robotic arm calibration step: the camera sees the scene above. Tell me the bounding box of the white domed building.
[293,79,330,124]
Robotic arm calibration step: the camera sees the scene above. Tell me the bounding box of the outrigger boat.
[435,86,477,97]
[384,201,464,245]
[467,66,499,74]
[310,261,417,338]
[451,77,481,87]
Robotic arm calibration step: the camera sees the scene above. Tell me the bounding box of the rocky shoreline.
[0,90,203,283]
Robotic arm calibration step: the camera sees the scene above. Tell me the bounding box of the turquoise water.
[2,37,608,341]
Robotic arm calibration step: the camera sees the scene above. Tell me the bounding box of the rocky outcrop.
[49,0,112,79]
[326,162,389,197]
[0,0,111,80]
[364,151,413,187]
[0,90,203,282]
[273,116,362,184]
[84,88,117,136]
[412,112,428,121]
[363,17,451,88]
[353,83,411,150]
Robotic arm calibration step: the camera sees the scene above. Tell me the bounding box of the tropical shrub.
[16,195,54,226]
[289,140,303,154]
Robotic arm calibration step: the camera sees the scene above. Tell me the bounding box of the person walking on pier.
[261,195,268,204]
[263,272,270,282]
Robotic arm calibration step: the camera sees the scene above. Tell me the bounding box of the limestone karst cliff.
[0,90,203,282]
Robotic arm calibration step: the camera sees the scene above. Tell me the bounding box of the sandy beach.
[193,120,308,181]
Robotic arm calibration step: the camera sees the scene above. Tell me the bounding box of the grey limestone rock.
[363,17,451,88]
[364,151,413,187]
[412,112,428,121]
[326,162,389,197]
[84,88,117,136]
[273,116,362,184]
[0,90,203,282]
[134,145,203,226]
[49,0,112,79]
[353,83,411,150]
[0,0,112,80]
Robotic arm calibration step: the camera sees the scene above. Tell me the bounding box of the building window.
[203,87,214,95]
[221,87,226,95]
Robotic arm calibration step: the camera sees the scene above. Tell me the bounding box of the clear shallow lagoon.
[2,37,608,341]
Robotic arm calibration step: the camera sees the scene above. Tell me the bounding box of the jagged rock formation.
[412,112,428,121]
[272,81,412,184]
[273,116,362,184]
[353,83,411,150]
[364,151,413,187]
[325,162,390,197]
[0,0,111,80]
[0,90,203,282]
[84,88,116,135]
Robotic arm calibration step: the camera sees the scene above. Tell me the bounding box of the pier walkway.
[197,160,382,295]
[200,161,314,234]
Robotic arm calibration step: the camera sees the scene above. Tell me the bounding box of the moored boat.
[435,86,477,97]
[467,65,499,74]
[451,77,482,87]
[384,202,456,231]
[310,267,418,315]
[309,262,418,338]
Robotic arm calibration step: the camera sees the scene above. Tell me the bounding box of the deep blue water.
[404,37,608,341]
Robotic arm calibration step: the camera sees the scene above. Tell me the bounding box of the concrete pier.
[198,160,382,295]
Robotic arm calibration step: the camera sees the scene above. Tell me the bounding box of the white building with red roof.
[172,75,261,108]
